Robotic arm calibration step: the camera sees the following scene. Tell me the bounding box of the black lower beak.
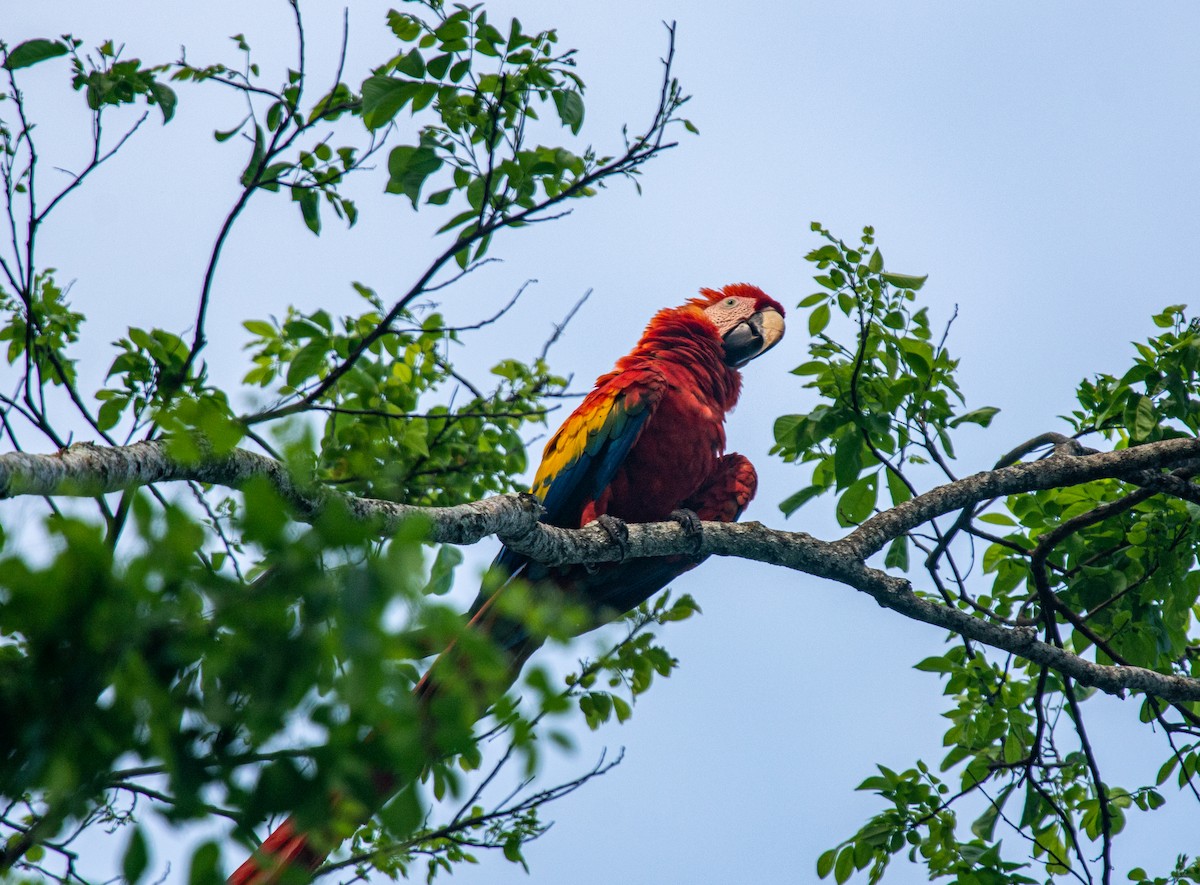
[722,308,785,368]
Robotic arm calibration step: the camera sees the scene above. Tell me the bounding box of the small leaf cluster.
[818,760,1034,885]
[98,327,201,430]
[773,223,997,539]
[361,3,602,267]
[173,34,363,236]
[96,323,246,453]
[984,482,1200,678]
[0,271,83,388]
[69,39,176,123]
[2,36,174,122]
[318,592,698,882]
[242,283,566,505]
[1128,855,1200,885]
[1070,304,1200,443]
[567,592,698,730]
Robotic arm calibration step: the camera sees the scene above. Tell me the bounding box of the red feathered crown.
[690,283,785,318]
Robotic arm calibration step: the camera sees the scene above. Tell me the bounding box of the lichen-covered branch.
[842,437,1200,558]
[3,437,1200,704]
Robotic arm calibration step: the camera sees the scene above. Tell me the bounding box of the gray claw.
[670,508,703,554]
[595,513,630,561]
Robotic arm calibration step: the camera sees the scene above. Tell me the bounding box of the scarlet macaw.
[229,283,784,883]
[456,282,785,668]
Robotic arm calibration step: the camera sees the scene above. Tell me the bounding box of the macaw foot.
[669,508,703,554]
[595,513,630,562]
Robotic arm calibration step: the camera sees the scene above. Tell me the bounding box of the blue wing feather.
[468,377,662,645]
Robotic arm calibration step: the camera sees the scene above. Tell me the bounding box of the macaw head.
[692,283,786,368]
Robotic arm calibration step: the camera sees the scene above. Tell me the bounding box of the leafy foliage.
[773,224,988,534]
[3,4,1199,884]
[782,225,1200,883]
[240,284,566,505]
[0,3,691,880]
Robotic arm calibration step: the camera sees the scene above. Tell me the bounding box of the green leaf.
[242,319,275,337]
[779,484,823,516]
[806,244,841,262]
[375,786,424,845]
[884,535,908,570]
[296,188,320,235]
[773,413,804,443]
[950,406,1000,428]
[1127,393,1157,441]
[97,397,126,431]
[612,695,632,722]
[426,545,463,596]
[1156,755,1180,785]
[213,122,243,142]
[971,802,1001,840]
[833,433,863,489]
[4,39,68,71]
[834,846,854,884]
[552,89,585,135]
[817,848,837,879]
[385,144,444,208]
[148,80,178,123]
[791,361,826,377]
[123,826,150,885]
[837,473,878,526]
[387,10,422,41]
[286,338,328,388]
[884,467,911,506]
[394,49,425,77]
[187,841,222,885]
[881,272,927,290]
[240,125,265,187]
[426,54,451,80]
[1151,305,1184,328]
[913,655,953,673]
[809,303,831,336]
[361,76,419,130]
[502,838,526,868]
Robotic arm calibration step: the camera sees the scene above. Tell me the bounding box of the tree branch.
[842,438,1200,559]
[4,437,1200,704]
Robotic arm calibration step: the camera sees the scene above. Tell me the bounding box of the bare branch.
[539,288,592,362]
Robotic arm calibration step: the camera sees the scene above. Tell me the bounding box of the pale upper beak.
[721,308,785,368]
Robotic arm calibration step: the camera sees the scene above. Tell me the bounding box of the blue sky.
[5,1,1200,882]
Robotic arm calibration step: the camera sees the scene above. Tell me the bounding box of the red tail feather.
[227,817,327,885]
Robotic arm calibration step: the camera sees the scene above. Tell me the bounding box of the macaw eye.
[724,297,737,307]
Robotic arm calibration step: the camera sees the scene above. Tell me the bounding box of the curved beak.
[722,308,785,368]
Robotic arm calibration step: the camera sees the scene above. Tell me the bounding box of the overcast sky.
[6,1,1200,882]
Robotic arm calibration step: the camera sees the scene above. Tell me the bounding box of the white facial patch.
[702,296,756,335]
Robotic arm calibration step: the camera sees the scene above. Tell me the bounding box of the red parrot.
[228,283,785,884]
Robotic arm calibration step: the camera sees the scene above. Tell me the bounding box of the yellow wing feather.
[528,373,661,506]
